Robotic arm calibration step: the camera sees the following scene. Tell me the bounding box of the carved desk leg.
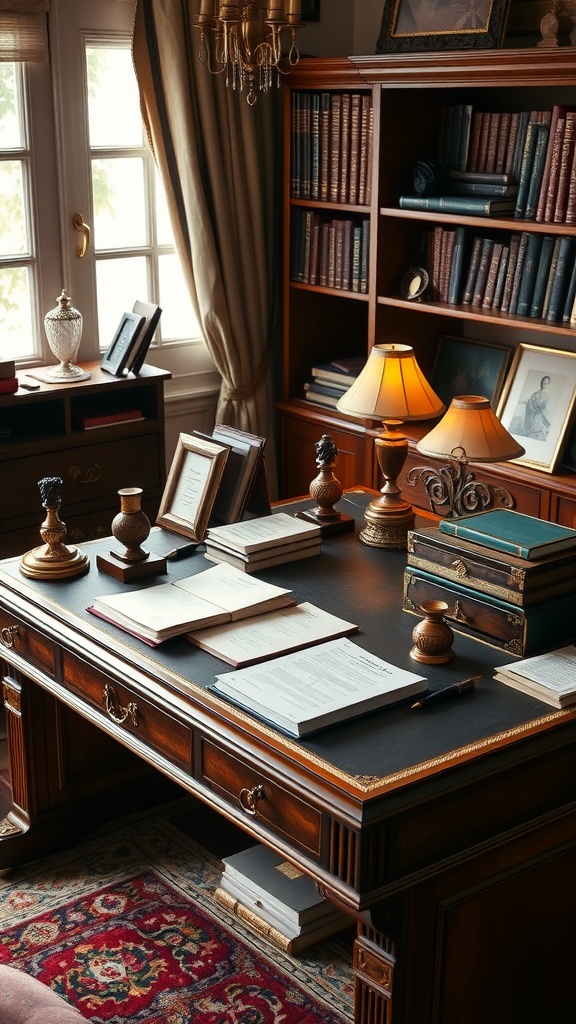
[1,674,32,845]
[353,919,396,1024]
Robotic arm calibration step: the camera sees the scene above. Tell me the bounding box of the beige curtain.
[0,0,49,61]
[132,0,282,493]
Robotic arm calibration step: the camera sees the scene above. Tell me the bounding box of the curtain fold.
[132,0,282,494]
[0,0,49,62]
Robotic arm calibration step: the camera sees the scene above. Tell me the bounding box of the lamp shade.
[336,344,444,421]
[416,395,525,462]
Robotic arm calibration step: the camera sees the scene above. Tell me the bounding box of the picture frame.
[156,433,229,542]
[497,343,576,474]
[431,335,512,410]
[376,0,512,53]
[302,0,320,21]
[101,311,145,377]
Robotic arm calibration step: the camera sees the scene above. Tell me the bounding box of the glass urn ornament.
[39,289,91,383]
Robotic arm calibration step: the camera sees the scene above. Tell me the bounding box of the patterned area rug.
[0,816,353,1022]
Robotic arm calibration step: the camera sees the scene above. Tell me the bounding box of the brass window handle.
[73,211,91,258]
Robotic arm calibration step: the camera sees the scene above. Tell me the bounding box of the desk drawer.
[201,739,322,858]
[63,651,192,771]
[1,436,162,521]
[0,608,55,675]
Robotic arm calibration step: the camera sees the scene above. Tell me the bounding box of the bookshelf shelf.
[279,51,576,523]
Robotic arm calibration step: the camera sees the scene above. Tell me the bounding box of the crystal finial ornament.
[37,290,91,383]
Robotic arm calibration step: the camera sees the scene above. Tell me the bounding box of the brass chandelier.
[194,1,302,105]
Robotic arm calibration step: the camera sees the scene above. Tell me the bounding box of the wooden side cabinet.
[0,362,170,558]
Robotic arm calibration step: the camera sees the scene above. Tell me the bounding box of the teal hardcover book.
[439,510,576,560]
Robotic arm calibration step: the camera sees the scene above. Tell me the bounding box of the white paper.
[496,645,576,693]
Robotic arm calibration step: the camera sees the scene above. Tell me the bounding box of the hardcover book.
[205,512,321,555]
[494,646,576,708]
[398,195,516,216]
[210,637,427,738]
[403,565,576,657]
[438,510,576,560]
[408,526,576,607]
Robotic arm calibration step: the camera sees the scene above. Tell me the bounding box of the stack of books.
[0,360,18,395]
[215,844,350,954]
[302,355,363,409]
[494,646,576,708]
[404,509,576,656]
[204,512,322,572]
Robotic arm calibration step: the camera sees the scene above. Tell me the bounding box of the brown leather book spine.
[357,94,371,205]
[553,111,576,223]
[338,93,351,204]
[348,93,361,205]
[319,92,330,202]
[329,93,341,204]
[543,115,565,222]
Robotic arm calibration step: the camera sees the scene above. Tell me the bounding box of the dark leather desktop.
[1,489,575,1024]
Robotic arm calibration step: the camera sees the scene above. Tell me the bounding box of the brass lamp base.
[359,496,415,550]
[20,543,89,580]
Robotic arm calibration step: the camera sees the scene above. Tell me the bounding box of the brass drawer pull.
[0,625,20,648]
[239,784,265,816]
[103,684,138,727]
[68,463,102,485]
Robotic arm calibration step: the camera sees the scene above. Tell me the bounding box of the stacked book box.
[403,510,576,657]
[215,844,350,955]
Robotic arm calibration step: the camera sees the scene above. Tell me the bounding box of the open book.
[87,563,294,646]
[187,601,358,666]
[494,646,576,708]
[210,637,427,737]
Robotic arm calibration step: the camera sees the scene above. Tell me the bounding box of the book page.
[92,582,225,633]
[213,637,426,733]
[207,513,321,552]
[497,645,576,691]
[187,602,358,666]
[174,562,292,614]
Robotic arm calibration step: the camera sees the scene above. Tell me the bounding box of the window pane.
[96,256,148,347]
[92,157,147,249]
[0,161,28,256]
[86,46,143,148]
[0,64,22,149]
[158,253,200,340]
[0,267,35,358]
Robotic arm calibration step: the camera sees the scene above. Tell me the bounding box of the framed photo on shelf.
[497,343,576,474]
[431,335,512,410]
[101,311,145,377]
[302,0,320,21]
[156,433,229,541]
[376,0,512,53]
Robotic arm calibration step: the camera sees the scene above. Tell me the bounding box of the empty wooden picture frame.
[156,433,229,541]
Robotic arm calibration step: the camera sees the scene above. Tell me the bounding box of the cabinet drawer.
[0,608,55,675]
[1,436,162,521]
[201,739,322,857]
[62,651,192,771]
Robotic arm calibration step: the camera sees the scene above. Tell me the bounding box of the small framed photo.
[497,343,576,474]
[101,311,145,377]
[376,0,512,53]
[431,335,512,410]
[156,433,229,541]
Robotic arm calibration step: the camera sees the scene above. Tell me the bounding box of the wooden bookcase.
[278,50,576,528]
[0,363,170,557]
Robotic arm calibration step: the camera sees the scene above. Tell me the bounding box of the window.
[0,0,209,380]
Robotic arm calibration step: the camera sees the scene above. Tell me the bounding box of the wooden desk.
[1,490,576,1024]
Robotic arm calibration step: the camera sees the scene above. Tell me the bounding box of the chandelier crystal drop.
[194,1,302,105]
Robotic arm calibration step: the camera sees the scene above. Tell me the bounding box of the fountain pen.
[411,675,481,710]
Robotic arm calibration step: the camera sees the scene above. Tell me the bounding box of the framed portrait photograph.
[376,0,512,53]
[156,433,229,541]
[431,335,512,410]
[497,344,576,474]
[101,311,145,377]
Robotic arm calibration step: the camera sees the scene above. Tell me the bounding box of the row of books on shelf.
[291,209,369,292]
[406,509,576,659]
[290,90,373,205]
[434,104,576,224]
[424,225,576,322]
[302,355,363,409]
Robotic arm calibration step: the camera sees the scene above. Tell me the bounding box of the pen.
[165,542,200,560]
[410,675,481,710]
